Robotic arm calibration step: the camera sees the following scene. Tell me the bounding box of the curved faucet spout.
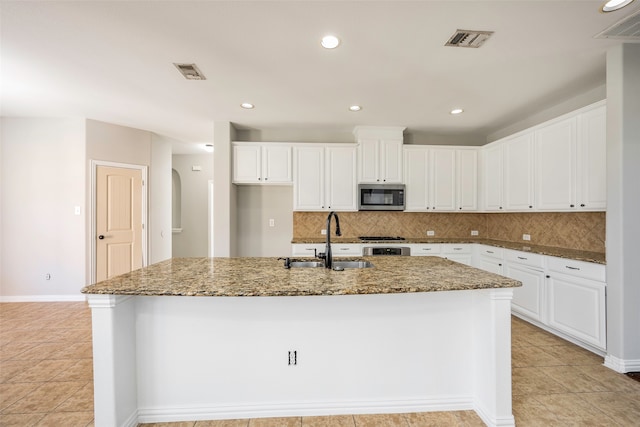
[324,211,341,269]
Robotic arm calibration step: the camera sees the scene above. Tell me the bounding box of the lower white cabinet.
[291,244,325,257]
[474,245,504,275]
[440,244,473,266]
[407,244,441,256]
[292,243,361,257]
[504,261,546,323]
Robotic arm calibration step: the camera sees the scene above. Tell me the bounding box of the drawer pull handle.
[517,256,527,260]
[453,248,463,251]
[486,250,494,254]
[340,248,349,251]
[305,248,315,251]
[566,266,580,270]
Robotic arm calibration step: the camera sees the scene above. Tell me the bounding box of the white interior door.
[96,165,143,282]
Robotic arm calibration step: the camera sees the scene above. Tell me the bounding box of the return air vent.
[173,63,206,80]
[445,29,494,48]
[595,9,640,40]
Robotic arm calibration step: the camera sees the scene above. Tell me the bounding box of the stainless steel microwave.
[358,184,405,211]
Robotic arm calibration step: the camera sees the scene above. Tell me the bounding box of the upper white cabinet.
[504,133,535,210]
[293,144,357,211]
[233,142,292,184]
[576,105,607,210]
[404,146,478,212]
[481,142,504,211]
[354,126,405,184]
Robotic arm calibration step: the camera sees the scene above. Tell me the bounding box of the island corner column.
[87,294,138,427]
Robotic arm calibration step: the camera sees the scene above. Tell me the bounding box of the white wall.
[236,186,293,257]
[150,134,173,264]
[213,122,237,257]
[0,118,86,300]
[171,154,213,257]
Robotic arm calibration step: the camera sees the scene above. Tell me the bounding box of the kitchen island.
[82,256,521,427]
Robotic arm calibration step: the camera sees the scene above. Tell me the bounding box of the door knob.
[98,235,105,240]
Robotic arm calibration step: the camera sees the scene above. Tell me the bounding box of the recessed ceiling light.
[349,105,362,112]
[601,0,636,12]
[321,35,340,49]
[240,103,254,109]
[450,108,464,115]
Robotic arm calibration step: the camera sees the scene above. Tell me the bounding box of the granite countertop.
[291,237,606,265]
[81,256,521,297]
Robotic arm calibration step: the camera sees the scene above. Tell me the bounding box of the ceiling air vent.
[445,29,494,48]
[173,63,206,80]
[595,9,640,41]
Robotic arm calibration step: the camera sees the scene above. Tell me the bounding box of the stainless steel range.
[363,246,411,256]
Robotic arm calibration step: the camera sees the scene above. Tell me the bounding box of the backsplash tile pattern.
[293,211,605,253]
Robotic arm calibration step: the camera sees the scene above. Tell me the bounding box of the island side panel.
[87,295,138,427]
[135,292,481,423]
[472,288,515,427]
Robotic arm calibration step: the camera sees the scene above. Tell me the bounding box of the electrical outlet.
[523,234,531,241]
[269,219,275,227]
[426,230,435,236]
[321,229,327,235]
[471,230,479,236]
[45,273,51,280]
[288,350,297,366]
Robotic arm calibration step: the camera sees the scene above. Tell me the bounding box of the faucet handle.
[317,252,326,260]
[277,257,291,269]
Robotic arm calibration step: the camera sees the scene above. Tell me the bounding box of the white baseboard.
[137,396,475,424]
[604,355,640,373]
[0,294,86,303]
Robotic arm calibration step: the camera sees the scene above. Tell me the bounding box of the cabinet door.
[262,145,292,183]
[233,144,261,183]
[403,147,429,211]
[504,133,535,210]
[577,105,606,210]
[482,143,503,211]
[326,146,357,211]
[380,140,403,183]
[504,263,545,323]
[457,149,477,211]
[547,272,606,350]
[357,139,380,183]
[535,118,577,210]
[477,256,503,275]
[430,148,456,211]
[293,146,325,210]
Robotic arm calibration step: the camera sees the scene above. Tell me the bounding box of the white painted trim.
[137,396,474,424]
[90,160,149,285]
[208,179,214,257]
[604,355,640,373]
[0,295,87,303]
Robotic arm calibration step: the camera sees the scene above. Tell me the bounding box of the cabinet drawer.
[291,244,325,257]
[441,244,472,254]
[477,245,504,259]
[409,244,441,256]
[504,250,544,269]
[547,257,605,282]
[332,244,362,256]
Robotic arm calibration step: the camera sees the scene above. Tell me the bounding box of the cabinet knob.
[499,207,503,209]
[570,204,575,208]
[258,177,261,180]
[529,206,533,209]
[459,207,462,210]
[264,177,268,181]
[499,263,502,267]
[546,275,550,279]
[580,204,585,207]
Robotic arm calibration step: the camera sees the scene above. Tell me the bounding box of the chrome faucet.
[321,211,341,269]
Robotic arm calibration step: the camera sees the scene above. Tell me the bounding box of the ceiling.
[1,1,639,152]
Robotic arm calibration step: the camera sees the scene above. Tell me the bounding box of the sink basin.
[289,261,324,268]
[332,260,374,269]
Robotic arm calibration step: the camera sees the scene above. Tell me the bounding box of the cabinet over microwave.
[358,184,405,211]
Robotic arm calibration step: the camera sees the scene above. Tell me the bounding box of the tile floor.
[1,302,639,426]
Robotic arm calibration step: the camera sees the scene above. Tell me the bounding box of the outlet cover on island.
[523,234,531,241]
[471,230,479,236]
[427,230,435,236]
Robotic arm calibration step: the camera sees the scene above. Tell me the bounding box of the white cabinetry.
[293,144,357,211]
[504,133,535,210]
[441,243,473,266]
[233,143,292,184]
[291,243,325,257]
[481,142,504,211]
[503,251,546,323]
[576,104,607,210]
[546,257,606,350]
[407,244,441,256]
[405,147,478,212]
[354,126,405,184]
[475,245,504,275]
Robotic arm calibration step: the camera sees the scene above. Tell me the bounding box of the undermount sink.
[288,260,374,269]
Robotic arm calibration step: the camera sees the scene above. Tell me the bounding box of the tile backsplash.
[293,211,605,253]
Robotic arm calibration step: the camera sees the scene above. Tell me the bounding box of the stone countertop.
[81,256,521,297]
[291,237,606,265]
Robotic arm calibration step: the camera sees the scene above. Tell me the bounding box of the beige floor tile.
[512,367,569,395]
[511,346,566,368]
[248,417,301,427]
[302,415,355,427]
[533,393,617,426]
[575,364,640,393]
[2,381,85,414]
[194,420,249,427]
[9,343,67,361]
[51,359,93,382]
[138,422,196,427]
[49,342,93,360]
[580,391,640,426]
[538,365,610,393]
[0,382,43,411]
[520,331,569,347]
[34,411,94,427]
[0,342,40,361]
[353,413,408,427]
[55,381,93,412]
[539,344,603,366]
[452,411,485,427]
[404,411,458,426]
[0,412,46,426]
[512,394,559,426]
[7,359,78,383]
[0,359,34,382]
